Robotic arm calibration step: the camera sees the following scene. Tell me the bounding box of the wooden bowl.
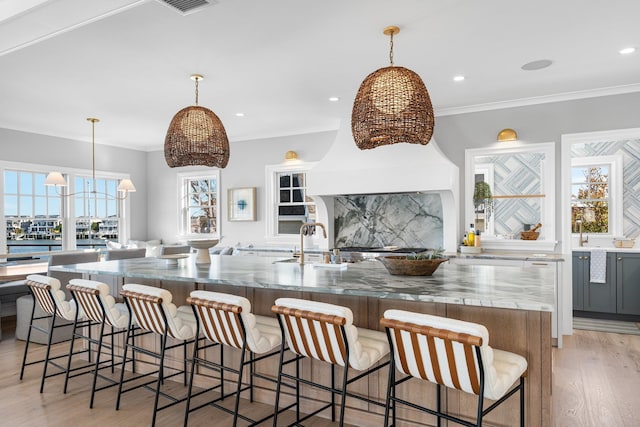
[377,256,448,276]
[520,231,540,240]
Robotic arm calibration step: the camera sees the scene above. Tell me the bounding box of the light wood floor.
[1,318,639,427]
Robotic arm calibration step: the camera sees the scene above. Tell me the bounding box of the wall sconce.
[497,128,518,142]
[284,150,298,161]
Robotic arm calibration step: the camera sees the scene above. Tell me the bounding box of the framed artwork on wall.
[228,187,256,221]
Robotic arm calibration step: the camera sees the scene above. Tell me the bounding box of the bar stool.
[184,290,283,426]
[64,278,131,407]
[381,309,527,427]
[116,283,197,427]
[271,298,390,426]
[19,274,90,393]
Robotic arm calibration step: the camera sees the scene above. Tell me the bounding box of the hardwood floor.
[1,317,639,426]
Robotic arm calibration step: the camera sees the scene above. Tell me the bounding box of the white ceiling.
[1,0,639,151]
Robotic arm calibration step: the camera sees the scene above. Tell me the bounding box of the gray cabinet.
[573,251,640,316]
[615,253,640,315]
[572,251,616,313]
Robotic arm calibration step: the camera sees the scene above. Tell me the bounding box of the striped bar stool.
[19,274,91,393]
[381,310,527,427]
[64,278,131,407]
[271,298,390,426]
[116,284,196,427]
[184,290,283,426]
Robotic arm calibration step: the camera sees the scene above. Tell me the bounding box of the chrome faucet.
[576,220,589,247]
[299,222,327,265]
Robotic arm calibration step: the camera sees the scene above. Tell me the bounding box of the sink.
[273,258,299,264]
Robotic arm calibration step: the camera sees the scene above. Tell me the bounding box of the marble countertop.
[50,255,554,312]
[572,246,640,253]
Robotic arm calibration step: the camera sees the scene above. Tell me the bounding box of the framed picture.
[228,187,256,221]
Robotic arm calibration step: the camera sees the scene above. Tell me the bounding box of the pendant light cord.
[194,77,200,106]
[389,32,394,66]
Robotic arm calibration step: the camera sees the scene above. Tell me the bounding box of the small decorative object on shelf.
[378,248,448,276]
[521,223,542,240]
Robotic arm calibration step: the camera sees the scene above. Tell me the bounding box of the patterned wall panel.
[334,193,443,249]
[480,153,544,236]
[571,139,640,238]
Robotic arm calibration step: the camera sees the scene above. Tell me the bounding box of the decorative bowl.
[377,256,448,276]
[520,231,540,240]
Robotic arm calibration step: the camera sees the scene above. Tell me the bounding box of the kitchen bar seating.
[381,310,527,427]
[184,290,283,426]
[116,284,197,427]
[19,274,90,393]
[64,278,131,407]
[271,298,390,426]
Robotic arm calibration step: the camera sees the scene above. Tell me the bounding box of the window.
[265,163,317,240]
[571,156,622,235]
[74,176,121,247]
[4,170,62,252]
[178,171,220,237]
[1,162,133,256]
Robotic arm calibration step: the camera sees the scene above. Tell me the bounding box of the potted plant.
[473,181,494,232]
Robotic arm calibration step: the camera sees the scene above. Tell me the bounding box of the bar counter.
[50,255,553,426]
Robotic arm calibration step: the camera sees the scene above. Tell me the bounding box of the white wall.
[145,131,336,246]
[0,128,147,239]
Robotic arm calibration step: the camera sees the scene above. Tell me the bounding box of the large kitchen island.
[51,255,554,426]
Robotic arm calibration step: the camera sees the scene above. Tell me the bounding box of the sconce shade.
[352,66,434,149]
[284,150,298,161]
[164,105,230,168]
[497,128,518,142]
[45,172,67,186]
[117,178,136,192]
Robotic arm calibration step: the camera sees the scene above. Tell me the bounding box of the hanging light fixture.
[352,25,434,150]
[164,74,230,168]
[45,118,136,199]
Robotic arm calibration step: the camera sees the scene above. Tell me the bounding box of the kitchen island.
[51,256,553,426]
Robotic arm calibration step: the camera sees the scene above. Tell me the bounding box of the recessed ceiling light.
[521,59,553,71]
[453,75,465,82]
[328,97,340,102]
[235,112,245,117]
[619,47,636,55]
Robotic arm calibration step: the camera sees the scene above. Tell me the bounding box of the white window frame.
[571,155,623,237]
[0,160,133,255]
[265,162,317,244]
[177,170,221,239]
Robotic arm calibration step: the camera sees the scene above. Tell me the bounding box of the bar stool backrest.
[273,298,365,369]
[67,279,129,328]
[382,309,491,397]
[188,291,248,349]
[26,274,78,321]
[121,283,193,339]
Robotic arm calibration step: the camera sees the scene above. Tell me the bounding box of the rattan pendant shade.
[164,75,229,168]
[352,26,434,150]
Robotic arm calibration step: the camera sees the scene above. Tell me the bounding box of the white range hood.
[308,121,459,252]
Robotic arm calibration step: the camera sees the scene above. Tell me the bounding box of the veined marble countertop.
[50,255,554,312]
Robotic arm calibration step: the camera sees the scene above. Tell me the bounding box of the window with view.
[4,170,62,254]
[570,156,620,235]
[179,172,220,237]
[74,176,121,248]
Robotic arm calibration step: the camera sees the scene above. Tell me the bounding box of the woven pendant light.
[352,26,434,150]
[164,74,230,168]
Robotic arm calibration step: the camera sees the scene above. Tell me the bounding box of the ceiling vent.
[156,0,217,15]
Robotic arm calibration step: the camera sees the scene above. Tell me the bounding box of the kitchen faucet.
[576,219,589,247]
[299,222,327,265]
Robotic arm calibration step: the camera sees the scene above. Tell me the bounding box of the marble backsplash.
[334,193,443,248]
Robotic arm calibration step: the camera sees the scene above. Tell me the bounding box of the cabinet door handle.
[618,257,622,261]
[578,256,583,260]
